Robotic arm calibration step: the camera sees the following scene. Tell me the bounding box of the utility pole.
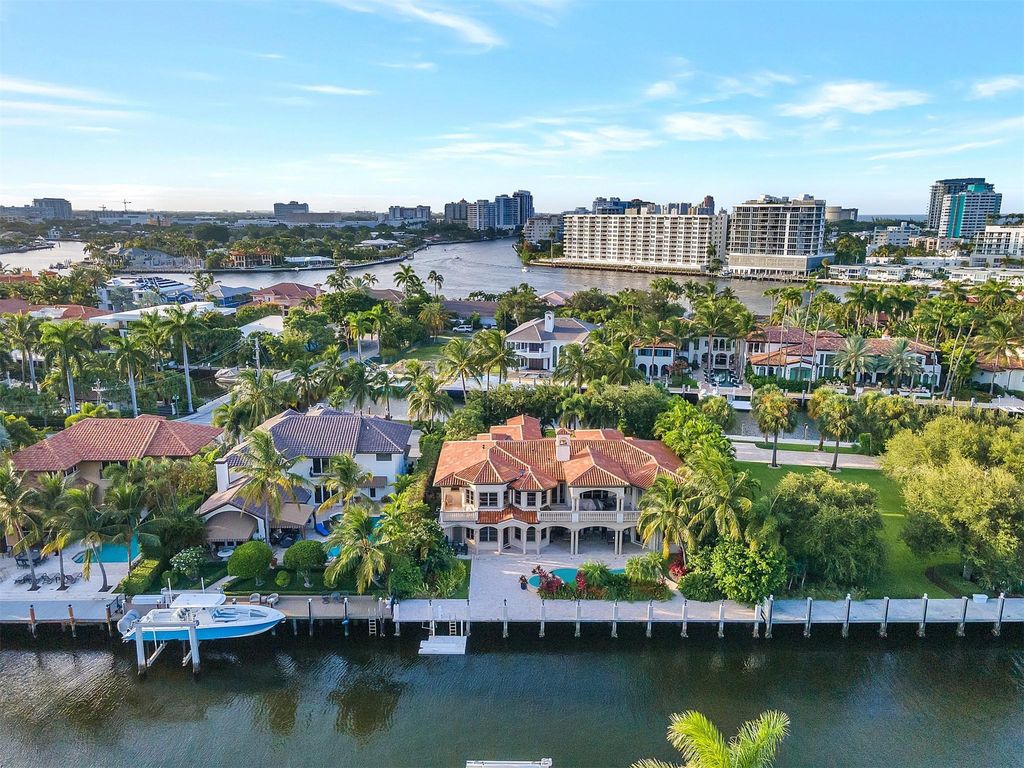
[254,335,262,374]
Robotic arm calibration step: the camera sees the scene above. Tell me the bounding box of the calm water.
[0,625,1020,767]
[15,240,842,316]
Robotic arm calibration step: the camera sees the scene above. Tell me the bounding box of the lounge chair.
[248,592,261,604]
[265,593,279,607]
[14,573,30,585]
[330,591,342,603]
[321,593,331,604]
[314,521,331,537]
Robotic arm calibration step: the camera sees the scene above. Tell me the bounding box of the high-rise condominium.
[562,209,728,272]
[927,178,990,229]
[938,183,1001,238]
[444,199,468,223]
[467,200,496,230]
[726,195,829,276]
[512,190,534,225]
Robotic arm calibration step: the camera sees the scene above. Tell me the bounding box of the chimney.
[543,311,555,333]
[215,459,230,493]
[555,428,571,462]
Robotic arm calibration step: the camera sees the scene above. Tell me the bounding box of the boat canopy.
[170,593,226,609]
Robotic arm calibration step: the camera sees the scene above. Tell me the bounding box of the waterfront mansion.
[505,311,593,372]
[199,406,413,547]
[433,415,684,555]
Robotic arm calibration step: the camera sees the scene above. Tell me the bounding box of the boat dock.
[0,594,125,637]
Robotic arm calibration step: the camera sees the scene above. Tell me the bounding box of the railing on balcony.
[439,508,639,525]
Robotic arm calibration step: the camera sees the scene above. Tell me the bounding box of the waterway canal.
[0,624,1020,767]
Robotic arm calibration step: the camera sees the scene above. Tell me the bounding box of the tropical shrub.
[159,570,174,590]
[578,560,612,587]
[388,555,426,599]
[433,559,467,598]
[677,570,722,602]
[227,541,274,587]
[275,569,293,588]
[625,552,665,584]
[119,559,165,596]
[283,540,327,587]
[710,541,787,603]
[170,546,207,581]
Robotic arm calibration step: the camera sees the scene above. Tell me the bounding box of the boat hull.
[126,607,285,642]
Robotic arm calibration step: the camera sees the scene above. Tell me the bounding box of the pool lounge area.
[72,538,139,564]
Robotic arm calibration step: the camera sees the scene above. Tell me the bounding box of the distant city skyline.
[1,1,1022,213]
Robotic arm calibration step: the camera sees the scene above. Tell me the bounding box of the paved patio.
[0,545,130,597]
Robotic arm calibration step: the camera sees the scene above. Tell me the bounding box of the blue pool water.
[72,538,139,564]
[326,518,381,558]
[527,567,625,589]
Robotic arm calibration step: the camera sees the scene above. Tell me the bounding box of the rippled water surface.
[0,624,1020,767]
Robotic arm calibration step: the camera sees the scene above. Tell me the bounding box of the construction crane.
[122,199,131,212]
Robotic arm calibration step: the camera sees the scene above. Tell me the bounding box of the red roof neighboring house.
[11,416,222,473]
[0,298,32,314]
[251,282,319,307]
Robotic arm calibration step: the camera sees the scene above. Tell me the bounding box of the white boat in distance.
[119,593,284,642]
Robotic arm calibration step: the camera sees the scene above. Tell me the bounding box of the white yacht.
[119,593,284,642]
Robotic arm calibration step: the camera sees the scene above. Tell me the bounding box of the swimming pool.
[72,537,139,564]
[326,518,382,558]
[527,567,624,589]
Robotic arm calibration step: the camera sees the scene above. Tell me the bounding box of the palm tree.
[236,429,308,539]
[290,358,322,409]
[690,296,739,373]
[0,459,42,589]
[367,303,393,348]
[553,342,591,392]
[427,269,444,296]
[39,320,91,413]
[844,284,872,330]
[392,264,417,293]
[972,279,1016,313]
[638,475,696,562]
[131,312,168,373]
[59,487,117,591]
[345,311,372,360]
[418,301,448,340]
[325,267,350,292]
[559,392,589,428]
[233,368,294,430]
[406,373,454,430]
[344,360,375,413]
[882,339,923,388]
[974,313,1023,395]
[4,313,42,390]
[690,446,753,542]
[474,329,517,391]
[34,471,76,589]
[600,342,643,385]
[818,394,855,471]
[161,305,204,413]
[317,454,372,514]
[806,387,836,450]
[324,503,388,594]
[751,385,795,468]
[631,709,789,768]
[108,333,147,417]
[833,335,871,387]
[438,337,480,400]
[370,368,407,420]
[103,482,159,576]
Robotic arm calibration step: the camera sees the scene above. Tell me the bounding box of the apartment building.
[561,209,728,272]
[725,195,829,276]
[939,184,1002,238]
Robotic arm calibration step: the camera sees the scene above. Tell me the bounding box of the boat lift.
[120,609,203,676]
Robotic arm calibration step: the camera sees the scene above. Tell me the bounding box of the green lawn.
[384,335,455,364]
[737,461,960,598]
[752,441,859,455]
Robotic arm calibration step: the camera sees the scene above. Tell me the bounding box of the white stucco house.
[505,311,593,372]
[198,406,413,546]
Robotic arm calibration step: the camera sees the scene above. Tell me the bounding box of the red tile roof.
[435,416,683,492]
[12,416,222,473]
[252,282,318,301]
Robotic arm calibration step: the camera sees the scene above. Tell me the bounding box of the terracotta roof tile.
[12,416,221,473]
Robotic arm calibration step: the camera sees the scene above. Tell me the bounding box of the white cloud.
[644,80,678,99]
[0,100,141,121]
[174,70,221,82]
[780,81,928,117]
[68,126,121,134]
[699,70,798,102]
[0,76,118,104]
[296,84,374,96]
[663,112,764,140]
[326,0,503,47]
[379,61,437,71]
[253,52,286,60]
[970,75,1024,99]
[869,139,1005,161]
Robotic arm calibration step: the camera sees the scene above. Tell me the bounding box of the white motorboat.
[215,366,240,383]
[118,593,284,642]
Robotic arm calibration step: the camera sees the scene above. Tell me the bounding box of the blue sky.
[1,0,1022,214]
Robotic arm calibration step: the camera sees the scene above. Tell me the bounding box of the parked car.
[452,324,473,333]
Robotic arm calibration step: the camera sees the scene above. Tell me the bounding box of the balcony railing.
[439,508,639,525]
